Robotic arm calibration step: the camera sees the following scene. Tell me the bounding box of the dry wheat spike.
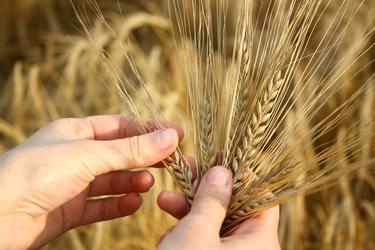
[75,0,375,234]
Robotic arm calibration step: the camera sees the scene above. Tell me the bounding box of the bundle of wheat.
[1,0,375,249]
[75,0,375,235]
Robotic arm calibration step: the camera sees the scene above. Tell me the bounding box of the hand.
[0,115,183,249]
[157,166,281,250]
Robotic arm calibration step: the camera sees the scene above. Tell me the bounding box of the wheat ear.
[231,71,285,192]
[164,151,195,205]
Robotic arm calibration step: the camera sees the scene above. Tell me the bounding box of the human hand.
[157,166,280,250]
[0,115,183,249]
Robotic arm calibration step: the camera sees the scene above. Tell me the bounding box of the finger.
[75,128,179,175]
[230,205,280,236]
[157,191,189,219]
[72,115,140,140]
[66,115,184,140]
[88,170,154,196]
[80,193,142,225]
[37,115,138,143]
[37,116,184,143]
[187,166,232,233]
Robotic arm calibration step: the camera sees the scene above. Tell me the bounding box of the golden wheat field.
[0,0,375,249]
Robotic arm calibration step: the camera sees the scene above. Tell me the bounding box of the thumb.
[73,128,179,176]
[188,166,232,233]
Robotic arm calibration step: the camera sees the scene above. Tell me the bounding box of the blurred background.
[0,0,374,249]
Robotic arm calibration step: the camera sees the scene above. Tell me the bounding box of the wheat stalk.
[76,0,375,236]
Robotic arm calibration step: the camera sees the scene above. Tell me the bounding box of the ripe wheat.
[75,0,375,235]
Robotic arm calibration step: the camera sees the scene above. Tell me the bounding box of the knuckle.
[70,118,92,139]
[40,119,65,132]
[50,118,74,128]
[110,174,120,193]
[118,116,128,138]
[100,202,107,219]
[126,136,146,166]
[42,118,73,134]
[194,195,227,211]
[46,118,92,139]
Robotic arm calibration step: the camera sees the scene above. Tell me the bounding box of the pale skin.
[0,115,280,250]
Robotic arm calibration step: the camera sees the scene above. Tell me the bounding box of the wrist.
[0,155,39,249]
[0,212,45,250]
[0,215,13,250]
[0,214,27,249]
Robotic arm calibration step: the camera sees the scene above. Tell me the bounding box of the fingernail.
[206,166,231,188]
[153,128,177,150]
